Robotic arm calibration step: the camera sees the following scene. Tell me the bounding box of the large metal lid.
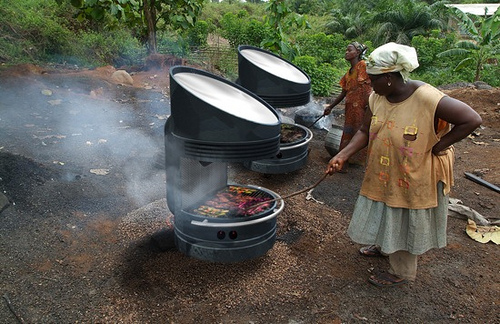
[237,45,311,108]
[167,66,281,161]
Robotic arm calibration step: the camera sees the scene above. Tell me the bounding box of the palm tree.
[437,7,500,82]
[372,0,446,45]
[325,10,371,39]
[325,0,381,38]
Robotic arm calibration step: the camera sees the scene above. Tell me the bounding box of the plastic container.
[325,125,343,157]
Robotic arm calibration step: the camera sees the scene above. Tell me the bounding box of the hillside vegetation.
[1,0,498,95]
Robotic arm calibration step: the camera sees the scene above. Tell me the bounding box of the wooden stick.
[245,173,329,211]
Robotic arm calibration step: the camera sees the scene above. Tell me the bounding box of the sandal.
[359,245,384,257]
[368,272,408,287]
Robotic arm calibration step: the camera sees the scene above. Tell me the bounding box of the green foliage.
[325,9,373,40]
[413,66,476,86]
[219,12,270,48]
[291,0,336,15]
[186,20,210,47]
[69,29,146,67]
[261,0,309,60]
[0,0,75,63]
[200,1,266,26]
[1,0,498,90]
[293,55,341,96]
[437,7,500,81]
[0,0,145,67]
[479,64,500,87]
[65,0,205,54]
[372,0,446,46]
[156,31,191,57]
[295,32,348,64]
[410,35,450,68]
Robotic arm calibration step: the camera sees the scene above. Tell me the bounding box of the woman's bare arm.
[433,96,482,155]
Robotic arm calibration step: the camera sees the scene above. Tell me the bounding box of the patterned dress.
[339,60,372,165]
[348,84,454,255]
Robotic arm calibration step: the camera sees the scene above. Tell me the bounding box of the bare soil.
[0,64,498,323]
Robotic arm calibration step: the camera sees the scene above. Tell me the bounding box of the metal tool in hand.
[307,114,325,128]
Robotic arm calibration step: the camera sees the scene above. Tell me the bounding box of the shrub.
[67,30,145,67]
[295,32,348,64]
[413,67,475,87]
[219,12,270,48]
[0,0,74,64]
[187,20,210,48]
[157,31,191,57]
[293,55,340,97]
[410,35,457,70]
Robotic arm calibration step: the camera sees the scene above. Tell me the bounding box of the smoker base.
[242,149,309,174]
[174,226,276,263]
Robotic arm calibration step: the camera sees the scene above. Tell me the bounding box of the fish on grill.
[191,185,273,218]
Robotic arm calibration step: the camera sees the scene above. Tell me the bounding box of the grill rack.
[187,185,276,218]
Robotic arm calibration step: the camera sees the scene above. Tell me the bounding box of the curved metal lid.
[167,66,281,161]
[173,71,279,125]
[239,47,310,84]
[237,45,311,108]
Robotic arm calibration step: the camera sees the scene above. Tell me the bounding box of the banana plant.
[438,6,500,81]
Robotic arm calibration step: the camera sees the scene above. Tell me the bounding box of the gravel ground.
[0,65,498,323]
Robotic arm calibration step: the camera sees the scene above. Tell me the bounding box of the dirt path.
[0,65,498,323]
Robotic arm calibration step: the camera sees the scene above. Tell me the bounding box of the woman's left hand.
[432,145,451,156]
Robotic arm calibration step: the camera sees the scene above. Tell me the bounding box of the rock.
[111,70,134,86]
[473,81,492,90]
[438,82,475,90]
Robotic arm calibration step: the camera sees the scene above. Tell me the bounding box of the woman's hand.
[432,144,452,156]
[323,105,332,116]
[326,156,346,175]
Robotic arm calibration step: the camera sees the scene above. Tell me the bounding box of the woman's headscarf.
[366,42,419,82]
[350,41,368,60]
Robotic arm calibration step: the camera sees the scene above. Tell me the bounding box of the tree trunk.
[475,57,481,81]
[144,0,157,54]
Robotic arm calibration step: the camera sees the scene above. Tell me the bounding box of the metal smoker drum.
[165,66,284,263]
[237,45,314,174]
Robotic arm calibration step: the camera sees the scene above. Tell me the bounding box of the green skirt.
[348,182,448,255]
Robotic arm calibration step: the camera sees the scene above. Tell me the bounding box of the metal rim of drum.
[279,123,313,150]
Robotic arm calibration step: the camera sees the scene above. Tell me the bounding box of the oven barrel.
[173,185,284,263]
[165,66,285,262]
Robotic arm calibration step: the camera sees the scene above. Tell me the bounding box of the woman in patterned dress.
[324,42,372,166]
[326,43,482,287]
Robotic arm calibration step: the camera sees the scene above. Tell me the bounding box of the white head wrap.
[366,42,419,82]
